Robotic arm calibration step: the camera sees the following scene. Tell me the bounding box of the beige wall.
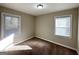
[78,8,79,53]
[35,8,78,49]
[0,6,78,50]
[0,6,35,44]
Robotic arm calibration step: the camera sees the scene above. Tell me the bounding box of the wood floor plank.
[18,37,78,55]
[0,37,78,55]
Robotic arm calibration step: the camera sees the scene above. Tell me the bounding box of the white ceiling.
[0,3,79,16]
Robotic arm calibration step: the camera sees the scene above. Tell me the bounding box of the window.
[54,15,72,37]
[1,13,21,38]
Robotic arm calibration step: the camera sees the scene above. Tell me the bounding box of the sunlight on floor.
[4,45,32,52]
[0,33,15,51]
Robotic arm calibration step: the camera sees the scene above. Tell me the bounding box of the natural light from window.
[0,13,21,51]
[55,16,71,37]
[0,33,15,51]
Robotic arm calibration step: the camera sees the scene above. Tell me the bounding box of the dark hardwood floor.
[0,37,78,55]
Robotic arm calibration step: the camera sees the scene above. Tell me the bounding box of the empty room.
[0,3,79,55]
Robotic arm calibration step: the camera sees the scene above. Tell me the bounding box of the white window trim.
[54,15,72,38]
[1,12,21,39]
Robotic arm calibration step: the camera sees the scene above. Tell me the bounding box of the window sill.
[54,35,72,39]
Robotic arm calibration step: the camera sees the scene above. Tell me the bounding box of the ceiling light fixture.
[37,4,43,9]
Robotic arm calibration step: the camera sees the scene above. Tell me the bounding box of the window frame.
[54,15,72,38]
[1,12,21,39]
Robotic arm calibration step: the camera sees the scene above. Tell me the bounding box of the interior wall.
[35,8,78,49]
[0,13,1,40]
[78,8,79,54]
[0,6,78,50]
[0,6,35,44]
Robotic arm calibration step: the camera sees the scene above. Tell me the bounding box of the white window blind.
[1,13,21,38]
[55,16,71,37]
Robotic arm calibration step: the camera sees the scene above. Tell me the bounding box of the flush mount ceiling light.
[37,4,43,9]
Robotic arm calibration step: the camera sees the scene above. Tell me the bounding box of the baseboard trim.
[14,36,34,45]
[76,51,79,55]
[14,36,78,54]
[35,36,77,51]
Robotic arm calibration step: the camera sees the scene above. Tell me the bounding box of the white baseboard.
[35,36,77,51]
[13,36,78,54]
[76,51,79,55]
[14,36,34,45]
